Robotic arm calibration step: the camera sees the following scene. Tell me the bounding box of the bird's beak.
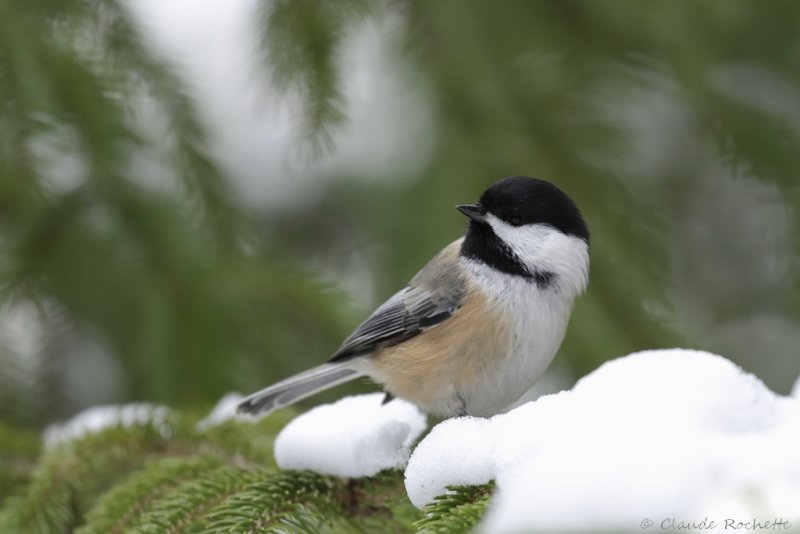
[456,203,486,223]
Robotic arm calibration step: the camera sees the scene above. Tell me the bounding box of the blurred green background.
[1,0,799,429]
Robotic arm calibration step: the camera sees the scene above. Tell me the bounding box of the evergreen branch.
[0,496,25,533]
[127,465,269,534]
[203,469,421,534]
[94,0,245,247]
[76,455,223,534]
[337,470,422,534]
[196,410,297,467]
[0,420,189,534]
[201,470,346,534]
[414,482,495,534]
[0,420,40,505]
[260,0,372,152]
[0,413,441,533]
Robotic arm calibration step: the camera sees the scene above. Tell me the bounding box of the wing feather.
[329,239,466,362]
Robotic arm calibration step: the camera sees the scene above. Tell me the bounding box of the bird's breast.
[360,259,574,417]
[459,260,574,415]
[360,276,512,416]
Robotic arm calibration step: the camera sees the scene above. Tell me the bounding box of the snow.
[404,416,496,506]
[794,374,800,399]
[195,392,256,431]
[274,393,427,478]
[403,349,800,532]
[43,403,171,449]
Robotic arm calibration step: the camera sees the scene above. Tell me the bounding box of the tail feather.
[237,363,363,416]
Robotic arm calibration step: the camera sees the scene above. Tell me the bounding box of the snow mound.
[404,416,495,507]
[43,403,171,449]
[404,349,800,532]
[275,393,427,477]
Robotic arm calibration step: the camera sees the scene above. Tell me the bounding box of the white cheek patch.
[485,213,590,296]
[486,214,551,260]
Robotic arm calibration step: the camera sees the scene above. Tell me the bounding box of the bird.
[238,176,590,418]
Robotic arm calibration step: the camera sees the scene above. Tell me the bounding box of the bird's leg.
[454,393,468,417]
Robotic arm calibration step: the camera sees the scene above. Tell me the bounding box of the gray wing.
[329,240,466,362]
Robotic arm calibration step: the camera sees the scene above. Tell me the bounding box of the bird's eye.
[510,215,523,226]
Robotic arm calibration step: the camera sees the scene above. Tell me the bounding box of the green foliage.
[127,465,268,534]
[77,455,224,534]
[0,0,355,425]
[202,471,345,533]
[260,0,373,149]
[0,421,40,507]
[415,483,495,534]
[0,413,498,533]
[1,418,188,533]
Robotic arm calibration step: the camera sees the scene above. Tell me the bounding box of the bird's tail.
[236,362,363,416]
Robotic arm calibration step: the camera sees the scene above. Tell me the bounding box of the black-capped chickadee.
[238,176,590,418]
